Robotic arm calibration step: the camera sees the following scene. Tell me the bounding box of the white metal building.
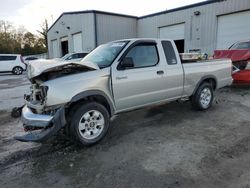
[47,11,137,58]
[47,0,250,58]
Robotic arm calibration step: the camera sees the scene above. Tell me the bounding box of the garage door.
[159,23,185,40]
[51,40,59,58]
[73,33,83,52]
[217,11,250,49]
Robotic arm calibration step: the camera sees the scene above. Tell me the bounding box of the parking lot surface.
[0,73,29,111]
[0,74,250,188]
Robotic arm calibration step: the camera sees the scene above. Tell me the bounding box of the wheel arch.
[67,90,115,117]
[192,75,217,96]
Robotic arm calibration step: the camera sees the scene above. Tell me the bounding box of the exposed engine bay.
[25,61,99,114]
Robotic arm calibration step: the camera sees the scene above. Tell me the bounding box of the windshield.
[229,42,250,49]
[61,53,72,60]
[81,41,128,68]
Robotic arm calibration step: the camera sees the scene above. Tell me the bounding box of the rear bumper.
[14,105,66,142]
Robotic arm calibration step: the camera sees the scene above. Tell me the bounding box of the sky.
[0,0,204,34]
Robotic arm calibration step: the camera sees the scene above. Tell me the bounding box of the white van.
[0,54,26,75]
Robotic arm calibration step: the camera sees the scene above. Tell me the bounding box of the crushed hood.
[27,59,99,79]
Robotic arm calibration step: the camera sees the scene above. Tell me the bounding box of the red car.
[214,40,250,84]
[233,69,250,84]
[214,40,250,69]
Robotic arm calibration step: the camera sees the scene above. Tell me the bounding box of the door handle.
[156,70,164,75]
[116,76,128,80]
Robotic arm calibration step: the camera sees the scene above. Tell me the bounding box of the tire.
[69,102,110,146]
[191,82,214,111]
[12,66,23,75]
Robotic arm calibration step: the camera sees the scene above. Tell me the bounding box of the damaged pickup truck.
[15,38,233,146]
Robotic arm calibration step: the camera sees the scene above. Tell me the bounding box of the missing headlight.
[40,86,48,101]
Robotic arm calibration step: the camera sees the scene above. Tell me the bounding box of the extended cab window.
[161,41,177,65]
[125,44,159,68]
[0,56,17,61]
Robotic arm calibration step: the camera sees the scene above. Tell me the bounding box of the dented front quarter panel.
[42,67,113,107]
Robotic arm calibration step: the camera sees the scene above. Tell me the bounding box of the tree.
[0,19,47,55]
[0,21,19,53]
[37,19,48,51]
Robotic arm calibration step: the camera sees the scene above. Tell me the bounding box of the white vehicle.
[24,56,39,65]
[61,52,88,62]
[0,54,26,75]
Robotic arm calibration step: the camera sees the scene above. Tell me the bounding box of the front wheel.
[69,102,110,146]
[191,82,214,111]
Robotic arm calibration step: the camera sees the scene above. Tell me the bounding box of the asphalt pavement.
[0,73,250,188]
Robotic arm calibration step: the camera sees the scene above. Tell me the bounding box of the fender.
[70,90,116,116]
[192,75,218,95]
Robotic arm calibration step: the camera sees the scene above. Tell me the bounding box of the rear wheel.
[12,66,23,75]
[191,82,214,111]
[69,102,110,146]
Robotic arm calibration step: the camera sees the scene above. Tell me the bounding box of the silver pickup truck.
[15,38,232,146]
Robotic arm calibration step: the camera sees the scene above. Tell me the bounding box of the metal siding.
[47,13,95,58]
[47,0,250,57]
[51,40,59,58]
[216,10,250,49]
[138,0,250,54]
[159,23,185,40]
[73,33,83,52]
[96,14,137,45]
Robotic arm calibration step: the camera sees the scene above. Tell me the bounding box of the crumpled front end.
[14,82,66,142]
[15,106,66,142]
[14,60,101,142]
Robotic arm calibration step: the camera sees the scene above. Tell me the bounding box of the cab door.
[111,41,168,111]
[160,40,184,99]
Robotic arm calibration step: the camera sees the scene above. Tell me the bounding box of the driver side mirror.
[119,57,134,70]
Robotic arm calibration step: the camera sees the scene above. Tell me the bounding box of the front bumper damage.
[14,105,66,142]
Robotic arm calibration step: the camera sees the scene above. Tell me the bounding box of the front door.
[112,41,167,111]
[61,41,68,56]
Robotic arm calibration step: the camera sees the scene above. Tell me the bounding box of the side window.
[0,56,17,61]
[78,53,88,58]
[71,54,79,59]
[236,42,250,49]
[161,41,178,65]
[125,44,159,68]
[66,54,77,60]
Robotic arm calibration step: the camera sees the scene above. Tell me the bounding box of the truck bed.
[182,59,232,96]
